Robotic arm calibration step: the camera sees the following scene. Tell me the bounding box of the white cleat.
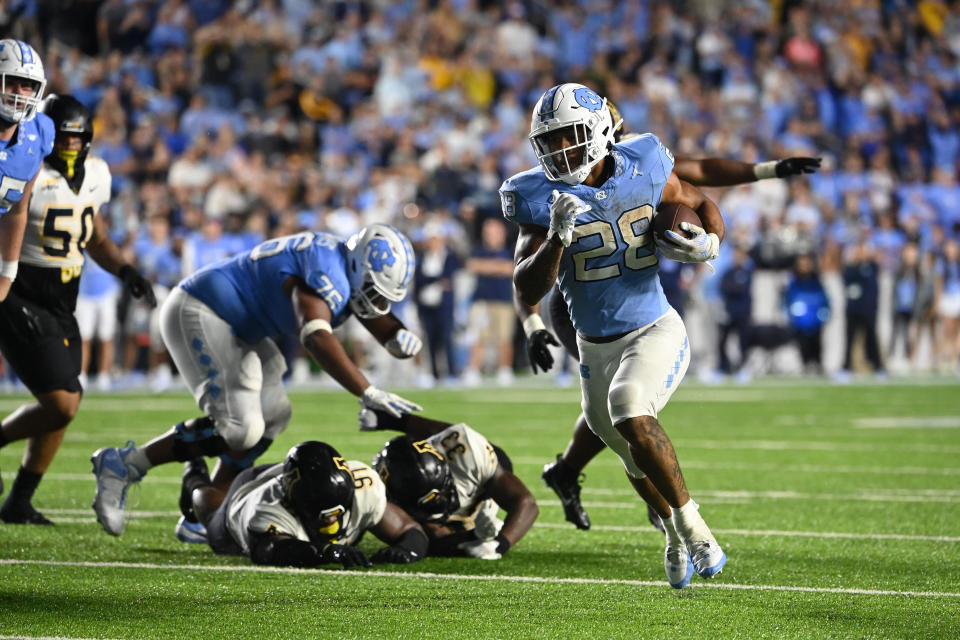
[665,543,694,589]
[687,538,727,579]
[91,441,140,536]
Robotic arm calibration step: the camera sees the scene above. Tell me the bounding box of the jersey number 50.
[570,205,657,282]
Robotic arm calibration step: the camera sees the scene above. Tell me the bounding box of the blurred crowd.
[1,0,959,391]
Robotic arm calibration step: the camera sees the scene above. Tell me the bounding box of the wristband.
[753,161,777,180]
[522,313,546,338]
[0,259,18,281]
[495,533,511,555]
[299,318,333,345]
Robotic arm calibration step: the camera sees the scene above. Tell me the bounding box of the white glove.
[472,504,504,541]
[385,329,422,359]
[457,539,502,560]
[548,189,591,247]
[656,221,720,263]
[360,386,422,419]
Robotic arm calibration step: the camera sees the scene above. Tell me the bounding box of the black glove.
[775,157,821,178]
[119,265,157,308]
[319,543,371,569]
[526,329,559,374]
[370,545,421,564]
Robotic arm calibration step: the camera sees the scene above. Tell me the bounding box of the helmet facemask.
[0,40,46,124]
[346,225,415,319]
[529,83,614,185]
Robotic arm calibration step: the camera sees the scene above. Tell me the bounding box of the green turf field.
[1,380,958,639]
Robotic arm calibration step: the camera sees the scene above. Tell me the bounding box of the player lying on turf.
[506,82,732,587]
[90,224,423,538]
[180,440,427,568]
[361,409,538,560]
[519,100,820,533]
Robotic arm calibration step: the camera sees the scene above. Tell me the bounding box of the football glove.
[119,265,157,308]
[457,539,502,560]
[548,189,591,247]
[775,157,821,178]
[370,545,421,564]
[320,543,371,569]
[473,507,504,541]
[526,329,558,373]
[385,328,422,359]
[657,221,720,263]
[361,386,422,419]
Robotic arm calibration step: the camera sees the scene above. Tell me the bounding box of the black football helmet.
[372,436,459,523]
[40,94,94,184]
[280,441,355,545]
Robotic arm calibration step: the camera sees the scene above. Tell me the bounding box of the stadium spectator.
[838,240,886,380]
[785,253,831,374]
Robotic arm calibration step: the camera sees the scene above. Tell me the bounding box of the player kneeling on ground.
[363,410,538,559]
[182,440,427,568]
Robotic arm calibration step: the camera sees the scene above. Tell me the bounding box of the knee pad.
[219,437,273,473]
[172,416,227,461]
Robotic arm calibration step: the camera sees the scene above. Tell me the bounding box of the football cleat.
[664,543,694,589]
[0,502,53,525]
[91,441,140,536]
[175,515,208,544]
[687,538,727,579]
[541,455,590,530]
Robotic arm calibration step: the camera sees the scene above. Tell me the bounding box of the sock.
[672,499,711,541]
[124,447,153,477]
[2,466,43,509]
[661,515,684,546]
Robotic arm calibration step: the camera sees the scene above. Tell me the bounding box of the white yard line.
[534,522,960,542]
[0,558,956,599]
[37,509,960,542]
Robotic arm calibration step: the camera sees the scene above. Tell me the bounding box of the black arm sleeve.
[249,533,323,568]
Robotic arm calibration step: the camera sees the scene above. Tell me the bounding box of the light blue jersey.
[0,112,54,214]
[501,133,675,337]
[180,231,352,343]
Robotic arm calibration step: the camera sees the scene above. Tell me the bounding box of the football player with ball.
[521,101,820,536]
[505,82,732,588]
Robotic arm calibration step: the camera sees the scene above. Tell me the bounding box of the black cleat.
[542,455,590,530]
[647,503,666,533]
[0,503,54,525]
[179,458,210,522]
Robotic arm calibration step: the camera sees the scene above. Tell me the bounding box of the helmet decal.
[574,87,603,112]
[366,238,396,272]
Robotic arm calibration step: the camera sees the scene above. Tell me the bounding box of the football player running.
[91,224,424,538]
[182,440,428,567]
[363,409,538,560]
[0,94,156,524]
[520,102,820,533]
[505,82,731,588]
[0,39,49,303]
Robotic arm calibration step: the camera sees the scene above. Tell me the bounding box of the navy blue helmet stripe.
[539,85,562,123]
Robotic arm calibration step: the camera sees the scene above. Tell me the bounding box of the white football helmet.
[0,39,45,124]
[529,83,615,185]
[345,224,415,319]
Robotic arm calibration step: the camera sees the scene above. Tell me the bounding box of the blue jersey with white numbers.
[180,231,352,344]
[0,112,54,214]
[501,133,675,337]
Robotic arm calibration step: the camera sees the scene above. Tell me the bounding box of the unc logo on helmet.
[366,238,396,272]
[573,87,603,112]
[346,224,415,319]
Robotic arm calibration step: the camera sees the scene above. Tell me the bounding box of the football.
[652,202,702,241]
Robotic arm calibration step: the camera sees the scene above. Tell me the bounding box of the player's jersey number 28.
[570,204,657,282]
